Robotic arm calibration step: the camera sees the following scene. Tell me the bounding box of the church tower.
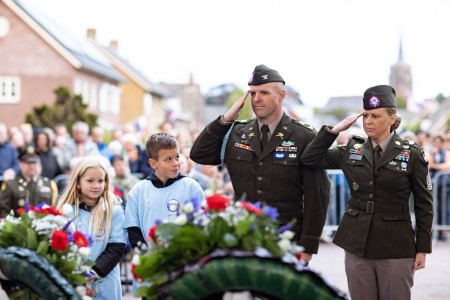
[389,38,414,110]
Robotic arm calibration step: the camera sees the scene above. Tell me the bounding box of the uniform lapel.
[260,114,292,159]
[242,119,261,157]
[376,133,403,170]
[361,139,374,167]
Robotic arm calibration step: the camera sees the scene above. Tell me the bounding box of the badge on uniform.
[349,154,363,160]
[274,152,285,159]
[426,172,432,190]
[354,144,362,150]
[235,143,253,151]
[281,141,294,146]
[352,182,359,190]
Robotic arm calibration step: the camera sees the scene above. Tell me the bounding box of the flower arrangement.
[132,194,305,299]
[0,203,94,300]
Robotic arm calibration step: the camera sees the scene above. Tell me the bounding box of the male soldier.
[190,65,330,262]
[0,146,58,217]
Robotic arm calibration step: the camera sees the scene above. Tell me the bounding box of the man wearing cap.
[190,65,330,261]
[0,146,58,217]
[301,85,433,299]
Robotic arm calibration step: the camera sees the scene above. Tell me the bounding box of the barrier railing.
[431,170,450,241]
[322,170,449,243]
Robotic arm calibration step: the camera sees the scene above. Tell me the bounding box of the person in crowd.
[57,156,125,299]
[0,123,19,182]
[92,126,113,161]
[190,65,330,263]
[124,133,205,250]
[428,134,450,240]
[0,146,58,217]
[301,84,433,300]
[111,155,141,200]
[65,121,100,158]
[19,123,34,148]
[180,146,213,191]
[34,130,64,179]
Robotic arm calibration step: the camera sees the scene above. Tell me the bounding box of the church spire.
[398,37,404,63]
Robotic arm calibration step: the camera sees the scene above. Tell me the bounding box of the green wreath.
[158,254,347,300]
[0,247,79,300]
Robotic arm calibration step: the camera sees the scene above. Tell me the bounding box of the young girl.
[57,156,125,299]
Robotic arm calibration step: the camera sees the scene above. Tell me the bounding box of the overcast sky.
[26,0,450,108]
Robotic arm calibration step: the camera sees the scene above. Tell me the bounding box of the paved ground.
[122,240,450,300]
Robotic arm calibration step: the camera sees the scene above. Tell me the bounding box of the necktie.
[261,125,269,150]
[373,145,382,165]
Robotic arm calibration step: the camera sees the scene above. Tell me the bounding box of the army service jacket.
[190,114,330,254]
[301,126,433,259]
[0,175,58,217]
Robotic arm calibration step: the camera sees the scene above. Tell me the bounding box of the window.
[0,76,20,103]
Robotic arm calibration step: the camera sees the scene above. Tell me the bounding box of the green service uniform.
[0,175,58,217]
[190,114,330,254]
[301,126,433,259]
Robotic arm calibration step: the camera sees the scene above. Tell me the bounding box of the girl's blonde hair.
[57,156,114,240]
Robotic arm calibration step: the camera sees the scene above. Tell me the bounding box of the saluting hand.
[331,112,363,133]
[223,90,250,122]
[413,253,426,271]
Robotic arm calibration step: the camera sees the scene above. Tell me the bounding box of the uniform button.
[237,156,241,160]
[257,190,262,195]
[369,181,373,185]
[283,161,287,165]
[369,194,373,198]
[259,162,263,167]
[257,176,263,181]
[352,160,355,163]
[396,167,400,170]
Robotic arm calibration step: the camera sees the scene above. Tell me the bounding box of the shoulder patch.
[1,182,6,191]
[292,120,315,132]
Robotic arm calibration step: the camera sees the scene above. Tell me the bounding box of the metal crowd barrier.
[431,170,450,241]
[322,170,449,243]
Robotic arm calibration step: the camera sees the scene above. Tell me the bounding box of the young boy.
[124,133,205,250]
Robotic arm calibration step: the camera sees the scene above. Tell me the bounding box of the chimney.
[109,40,118,51]
[87,28,96,39]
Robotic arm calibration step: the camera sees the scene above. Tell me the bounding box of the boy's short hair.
[111,154,125,165]
[146,133,178,160]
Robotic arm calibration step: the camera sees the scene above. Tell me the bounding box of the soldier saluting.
[190,65,330,263]
[0,146,58,217]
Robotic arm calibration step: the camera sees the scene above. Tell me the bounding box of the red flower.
[17,208,26,215]
[34,206,61,216]
[295,252,302,260]
[51,230,69,251]
[241,201,263,216]
[73,231,89,248]
[131,264,141,281]
[206,194,229,211]
[147,225,158,244]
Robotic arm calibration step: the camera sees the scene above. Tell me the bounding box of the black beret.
[363,85,397,110]
[18,146,40,163]
[248,64,285,86]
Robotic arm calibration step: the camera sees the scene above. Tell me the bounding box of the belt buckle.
[366,201,374,213]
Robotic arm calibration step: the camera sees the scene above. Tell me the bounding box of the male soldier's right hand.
[223,90,250,122]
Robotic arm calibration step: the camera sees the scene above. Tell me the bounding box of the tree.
[435,93,446,104]
[225,87,252,120]
[25,86,97,133]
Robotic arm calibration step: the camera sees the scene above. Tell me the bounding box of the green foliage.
[396,95,407,109]
[435,93,446,103]
[25,86,98,133]
[327,108,349,120]
[226,88,252,120]
[133,200,303,299]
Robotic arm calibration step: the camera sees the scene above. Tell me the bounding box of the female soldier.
[301,85,433,300]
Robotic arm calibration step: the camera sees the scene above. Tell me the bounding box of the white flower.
[54,215,69,227]
[131,254,140,266]
[78,247,90,257]
[277,238,291,251]
[174,214,188,225]
[62,203,74,216]
[280,230,295,240]
[183,202,194,214]
[27,210,37,219]
[76,285,87,296]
